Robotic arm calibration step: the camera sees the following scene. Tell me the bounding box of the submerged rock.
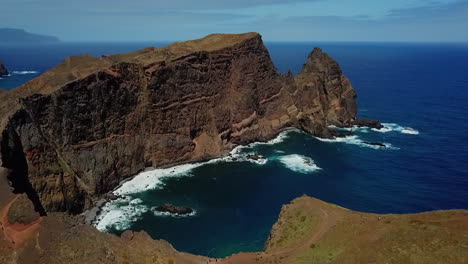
[363,141,386,147]
[352,117,384,129]
[246,153,264,161]
[102,193,122,201]
[155,204,194,215]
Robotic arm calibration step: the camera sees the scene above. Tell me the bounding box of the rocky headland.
[0,32,363,215]
[0,32,466,264]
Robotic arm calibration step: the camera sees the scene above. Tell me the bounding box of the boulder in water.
[155,204,193,215]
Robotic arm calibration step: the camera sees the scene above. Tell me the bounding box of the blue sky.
[0,0,467,41]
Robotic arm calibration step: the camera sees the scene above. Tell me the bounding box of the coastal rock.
[0,59,8,76]
[155,204,194,215]
[0,32,367,214]
[246,153,264,161]
[363,141,386,147]
[352,117,384,129]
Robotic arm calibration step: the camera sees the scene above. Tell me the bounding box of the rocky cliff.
[0,59,8,76]
[0,32,359,214]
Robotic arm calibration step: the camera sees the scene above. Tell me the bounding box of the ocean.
[1,41,468,258]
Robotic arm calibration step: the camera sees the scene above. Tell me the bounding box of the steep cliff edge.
[0,33,360,214]
[0,59,8,76]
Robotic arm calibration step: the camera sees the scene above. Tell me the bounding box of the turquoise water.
[1,42,468,258]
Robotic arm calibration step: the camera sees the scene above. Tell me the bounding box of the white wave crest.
[152,208,197,218]
[245,128,301,147]
[12,70,39,75]
[112,131,301,196]
[315,135,398,150]
[115,163,203,195]
[373,123,419,135]
[278,154,321,174]
[94,197,149,232]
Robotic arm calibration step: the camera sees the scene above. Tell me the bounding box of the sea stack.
[0,59,8,76]
[0,32,365,214]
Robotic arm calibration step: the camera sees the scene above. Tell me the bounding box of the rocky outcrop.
[352,117,383,129]
[0,59,8,76]
[155,204,194,215]
[363,141,386,147]
[0,33,362,214]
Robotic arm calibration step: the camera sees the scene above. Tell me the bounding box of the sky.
[0,0,467,42]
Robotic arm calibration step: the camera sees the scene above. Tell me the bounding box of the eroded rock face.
[0,59,8,76]
[0,33,359,214]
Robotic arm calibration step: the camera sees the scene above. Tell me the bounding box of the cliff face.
[0,33,358,213]
[0,59,8,76]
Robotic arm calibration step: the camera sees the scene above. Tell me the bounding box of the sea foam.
[94,197,149,231]
[93,130,298,231]
[12,70,39,75]
[315,135,398,150]
[372,123,419,135]
[152,208,197,218]
[115,163,204,196]
[278,154,321,174]
[329,123,419,135]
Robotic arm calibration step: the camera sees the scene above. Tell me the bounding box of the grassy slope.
[253,196,468,264]
[1,193,467,264]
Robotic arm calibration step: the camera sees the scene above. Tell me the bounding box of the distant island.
[0,28,59,44]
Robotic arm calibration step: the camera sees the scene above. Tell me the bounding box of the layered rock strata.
[0,33,360,214]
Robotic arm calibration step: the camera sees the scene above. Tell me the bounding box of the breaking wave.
[92,130,298,231]
[152,208,197,218]
[114,129,300,195]
[94,197,149,231]
[372,123,419,135]
[315,135,399,150]
[12,70,39,75]
[277,154,321,174]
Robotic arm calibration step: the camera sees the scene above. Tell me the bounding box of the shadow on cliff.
[1,124,47,216]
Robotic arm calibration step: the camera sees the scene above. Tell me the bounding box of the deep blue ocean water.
[1,41,468,258]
